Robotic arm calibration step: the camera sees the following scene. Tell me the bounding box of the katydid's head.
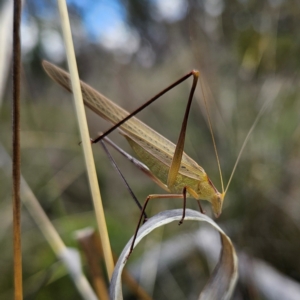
[198,176,225,218]
[211,192,225,218]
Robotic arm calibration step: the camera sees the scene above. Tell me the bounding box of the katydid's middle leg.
[126,193,184,261]
[197,200,205,214]
[179,187,187,225]
[127,184,201,260]
[99,139,148,221]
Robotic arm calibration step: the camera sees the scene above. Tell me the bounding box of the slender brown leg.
[197,200,205,214]
[92,71,199,144]
[179,187,187,225]
[126,193,183,261]
[167,71,199,187]
[126,196,151,260]
[99,139,148,220]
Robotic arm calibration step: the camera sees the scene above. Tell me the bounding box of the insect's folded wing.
[43,60,207,183]
[120,130,207,182]
[43,60,131,125]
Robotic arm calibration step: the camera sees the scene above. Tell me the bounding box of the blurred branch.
[239,254,300,300]
[75,228,109,300]
[0,0,13,106]
[0,144,98,300]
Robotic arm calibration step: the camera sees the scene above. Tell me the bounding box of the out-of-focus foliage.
[1,0,300,299]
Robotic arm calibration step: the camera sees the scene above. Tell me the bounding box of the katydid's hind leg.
[91,71,199,144]
[167,71,199,188]
[179,187,187,225]
[126,193,183,261]
[197,200,205,214]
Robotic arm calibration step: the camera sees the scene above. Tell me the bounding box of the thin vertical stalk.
[12,0,23,299]
[56,0,114,279]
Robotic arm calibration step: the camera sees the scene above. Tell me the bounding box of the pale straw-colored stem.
[56,0,114,279]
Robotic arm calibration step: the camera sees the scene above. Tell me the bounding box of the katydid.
[42,60,243,255]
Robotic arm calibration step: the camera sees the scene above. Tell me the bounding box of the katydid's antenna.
[199,73,225,195]
[224,98,271,195]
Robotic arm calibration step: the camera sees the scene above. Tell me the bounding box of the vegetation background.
[0,0,300,299]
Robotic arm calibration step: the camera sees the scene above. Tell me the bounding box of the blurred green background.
[1,0,300,299]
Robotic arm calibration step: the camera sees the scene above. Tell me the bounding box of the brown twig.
[12,0,23,299]
[75,228,109,300]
